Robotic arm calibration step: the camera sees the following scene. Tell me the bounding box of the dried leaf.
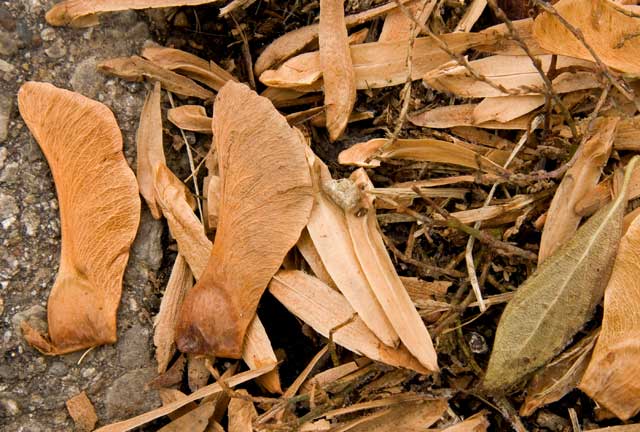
[157,401,215,432]
[538,117,618,263]
[167,105,212,134]
[378,1,435,42]
[228,390,257,432]
[98,56,214,100]
[533,0,640,75]
[319,0,356,141]
[613,115,640,151]
[17,82,140,355]
[254,0,414,75]
[483,157,639,392]
[300,362,360,394]
[520,330,597,417]
[175,82,313,358]
[338,138,508,175]
[472,95,546,124]
[440,412,490,432]
[158,388,196,420]
[94,365,274,432]
[305,152,399,347]
[408,104,540,130]
[260,32,499,91]
[205,174,221,230]
[269,270,430,373]
[243,315,282,394]
[297,228,336,289]
[476,18,549,56]
[66,392,98,432]
[575,161,640,217]
[583,425,640,432]
[424,55,596,98]
[148,355,187,389]
[579,212,640,420]
[347,169,438,372]
[137,81,166,219]
[142,46,235,91]
[154,255,193,373]
[454,0,487,32]
[46,0,220,27]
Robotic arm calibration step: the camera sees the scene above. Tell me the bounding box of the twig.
[492,396,529,432]
[414,190,537,261]
[167,92,204,223]
[569,408,581,432]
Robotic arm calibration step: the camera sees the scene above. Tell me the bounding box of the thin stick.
[167,92,204,223]
[465,114,544,312]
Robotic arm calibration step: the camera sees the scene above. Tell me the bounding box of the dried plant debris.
[175,82,313,358]
[579,211,640,420]
[66,392,98,432]
[18,82,140,355]
[533,0,640,75]
[46,0,221,27]
[167,105,212,133]
[483,157,640,392]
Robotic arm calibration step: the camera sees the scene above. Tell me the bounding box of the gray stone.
[0,395,20,417]
[0,93,12,143]
[104,368,160,420]
[124,209,164,288]
[117,324,152,369]
[48,362,68,378]
[0,192,18,221]
[0,31,19,56]
[44,39,67,59]
[71,57,104,99]
[11,305,46,335]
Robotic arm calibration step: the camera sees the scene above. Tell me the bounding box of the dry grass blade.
[520,330,598,417]
[228,389,257,432]
[269,270,430,373]
[338,138,508,174]
[17,82,140,355]
[305,152,399,347]
[167,105,212,134]
[142,46,235,91]
[533,0,640,75]
[347,169,438,372]
[319,0,356,141]
[483,157,640,392]
[46,0,221,27]
[408,104,540,130]
[579,212,640,420]
[137,81,166,219]
[175,82,313,358]
[424,55,596,98]
[260,32,499,91]
[98,56,214,100]
[94,365,274,432]
[154,255,193,373]
[538,116,618,263]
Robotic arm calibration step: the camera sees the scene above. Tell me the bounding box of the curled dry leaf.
[17,82,140,355]
[98,56,214,100]
[347,169,438,372]
[175,82,313,358]
[142,46,235,91]
[46,0,220,27]
[338,138,507,175]
[154,255,193,373]
[579,213,640,420]
[408,104,541,130]
[482,157,639,392]
[538,117,618,263]
[167,105,212,134]
[305,151,398,347]
[520,330,598,417]
[472,95,545,124]
[533,0,640,75]
[319,0,356,141]
[269,270,430,373]
[260,32,499,91]
[137,81,165,219]
[423,55,596,98]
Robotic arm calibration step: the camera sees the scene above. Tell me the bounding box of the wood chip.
[66,392,98,432]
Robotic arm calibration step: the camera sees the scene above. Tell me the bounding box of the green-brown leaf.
[483,157,639,392]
